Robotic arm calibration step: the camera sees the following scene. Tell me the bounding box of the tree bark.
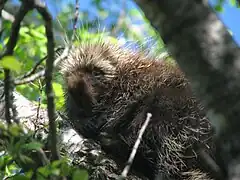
[134,0,240,179]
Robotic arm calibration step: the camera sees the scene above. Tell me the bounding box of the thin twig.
[71,0,79,42]
[14,46,64,85]
[36,80,43,120]
[14,70,45,85]
[119,113,152,179]
[18,56,46,79]
[14,46,70,85]
[111,0,126,36]
[13,55,46,86]
[35,0,59,161]
[1,0,34,124]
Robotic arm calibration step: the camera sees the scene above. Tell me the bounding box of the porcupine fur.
[59,39,215,180]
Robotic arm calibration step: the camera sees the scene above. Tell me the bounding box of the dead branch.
[14,70,45,85]
[119,113,152,179]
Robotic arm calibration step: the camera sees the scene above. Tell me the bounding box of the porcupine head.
[58,36,168,138]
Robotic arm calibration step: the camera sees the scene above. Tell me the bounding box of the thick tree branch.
[134,0,240,179]
[34,0,59,161]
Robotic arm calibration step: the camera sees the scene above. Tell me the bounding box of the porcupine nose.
[66,71,97,114]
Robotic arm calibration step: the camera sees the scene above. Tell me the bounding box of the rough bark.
[134,0,240,179]
[0,83,145,180]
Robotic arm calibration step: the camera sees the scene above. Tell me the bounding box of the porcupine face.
[60,41,122,137]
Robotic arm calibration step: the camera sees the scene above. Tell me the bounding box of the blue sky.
[10,0,240,45]
[209,0,240,45]
[50,0,240,45]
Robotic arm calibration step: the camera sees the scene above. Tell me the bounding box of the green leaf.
[214,4,224,12]
[106,36,118,44]
[9,174,30,180]
[22,142,43,151]
[129,9,140,16]
[30,29,46,40]
[5,165,10,176]
[38,166,51,177]
[19,154,34,164]
[230,0,236,6]
[50,169,60,176]
[72,169,88,180]
[51,160,63,168]
[60,162,71,176]
[52,82,64,97]
[19,27,29,35]
[228,29,233,36]
[8,124,22,137]
[0,56,22,73]
[52,82,65,110]
[98,10,108,18]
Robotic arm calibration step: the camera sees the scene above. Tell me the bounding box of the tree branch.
[71,0,79,42]
[34,0,59,161]
[119,113,152,179]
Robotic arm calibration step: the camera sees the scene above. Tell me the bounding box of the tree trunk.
[134,0,240,179]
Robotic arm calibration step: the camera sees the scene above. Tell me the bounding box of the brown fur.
[60,41,215,179]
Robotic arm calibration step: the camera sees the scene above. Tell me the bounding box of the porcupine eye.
[87,66,105,82]
[92,69,103,78]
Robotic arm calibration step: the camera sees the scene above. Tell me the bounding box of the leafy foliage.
[0,121,90,180]
[213,0,240,12]
[0,56,22,73]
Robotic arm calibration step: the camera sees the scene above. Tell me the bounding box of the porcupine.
[59,39,215,180]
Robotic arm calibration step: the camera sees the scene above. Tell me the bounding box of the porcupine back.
[60,39,215,180]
